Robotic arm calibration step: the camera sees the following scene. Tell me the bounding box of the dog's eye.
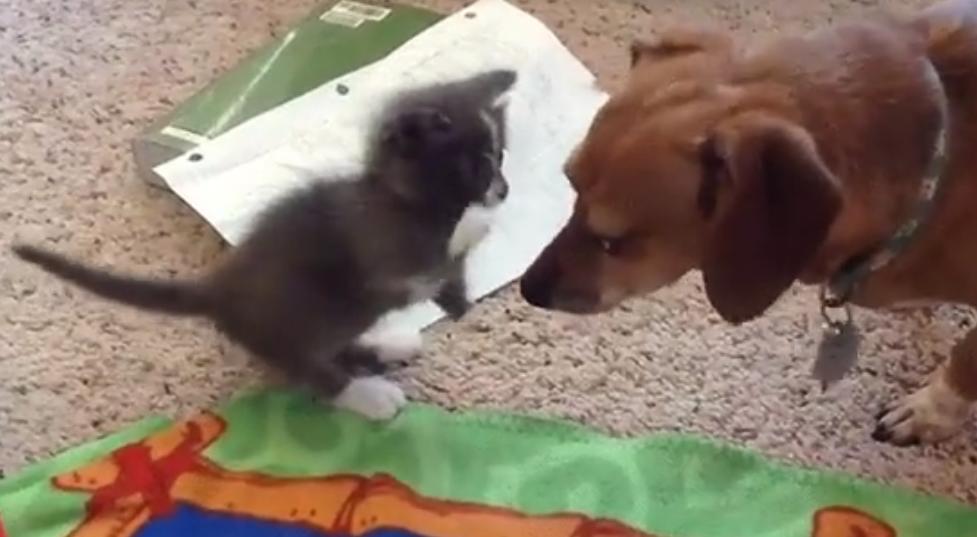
[598,237,625,256]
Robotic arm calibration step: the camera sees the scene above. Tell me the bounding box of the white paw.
[873,373,972,445]
[374,331,423,364]
[218,338,253,367]
[448,203,496,258]
[332,376,407,421]
[356,328,423,364]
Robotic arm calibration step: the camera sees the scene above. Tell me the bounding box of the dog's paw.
[872,375,971,446]
[332,376,407,421]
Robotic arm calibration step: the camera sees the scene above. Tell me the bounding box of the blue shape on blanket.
[136,503,426,537]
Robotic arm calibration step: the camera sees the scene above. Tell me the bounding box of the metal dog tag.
[812,307,860,390]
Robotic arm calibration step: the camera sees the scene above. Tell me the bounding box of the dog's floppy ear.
[630,28,732,67]
[698,114,842,323]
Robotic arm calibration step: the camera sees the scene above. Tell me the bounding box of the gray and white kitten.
[12,69,517,420]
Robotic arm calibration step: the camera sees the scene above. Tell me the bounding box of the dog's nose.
[519,274,553,308]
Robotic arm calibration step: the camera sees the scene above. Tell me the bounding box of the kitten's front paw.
[439,298,472,321]
[435,281,472,320]
[357,327,423,365]
[373,330,423,364]
[332,376,407,421]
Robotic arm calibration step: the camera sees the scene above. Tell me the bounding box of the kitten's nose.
[488,178,509,205]
[496,180,509,201]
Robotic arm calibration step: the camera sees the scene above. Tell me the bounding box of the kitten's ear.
[470,69,518,105]
[383,107,452,154]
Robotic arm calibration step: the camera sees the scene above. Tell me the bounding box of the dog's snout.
[519,268,555,308]
[519,259,556,309]
[521,227,605,313]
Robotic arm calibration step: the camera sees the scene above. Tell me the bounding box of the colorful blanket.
[1,389,974,537]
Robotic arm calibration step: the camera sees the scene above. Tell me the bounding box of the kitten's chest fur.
[448,203,497,259]
[402,273,449,303]
[379,200,496,304]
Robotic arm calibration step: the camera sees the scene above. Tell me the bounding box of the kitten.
[12,69,517,421]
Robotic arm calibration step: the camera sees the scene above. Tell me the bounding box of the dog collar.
[821,57,949,312]
[822,127,948,310]
[813,129,946,388]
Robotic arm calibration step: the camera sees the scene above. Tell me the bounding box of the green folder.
[133,0,443,186]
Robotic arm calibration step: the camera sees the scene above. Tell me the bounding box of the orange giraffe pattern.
[49,413,897,537]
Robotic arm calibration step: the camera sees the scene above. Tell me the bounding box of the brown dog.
[520,0,977,445]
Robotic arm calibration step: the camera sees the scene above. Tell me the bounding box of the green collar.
[822,130,948,309]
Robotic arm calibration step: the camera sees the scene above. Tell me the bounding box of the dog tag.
[812,315,860,391]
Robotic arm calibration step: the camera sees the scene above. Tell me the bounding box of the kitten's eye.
[432,112,453,131]
[480,152,499,174]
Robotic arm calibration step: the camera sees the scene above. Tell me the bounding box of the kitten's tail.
[12,244,210,316]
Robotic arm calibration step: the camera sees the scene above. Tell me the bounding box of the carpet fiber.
[2,0,975,504]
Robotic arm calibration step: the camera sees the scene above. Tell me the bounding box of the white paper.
[154,0,608,333]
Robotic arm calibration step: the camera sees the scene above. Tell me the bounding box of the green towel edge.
[396,399,974,511]
[1,389,971,513]
[0,416,170,496]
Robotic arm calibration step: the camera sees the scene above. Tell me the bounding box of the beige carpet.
[3,0,976,504]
